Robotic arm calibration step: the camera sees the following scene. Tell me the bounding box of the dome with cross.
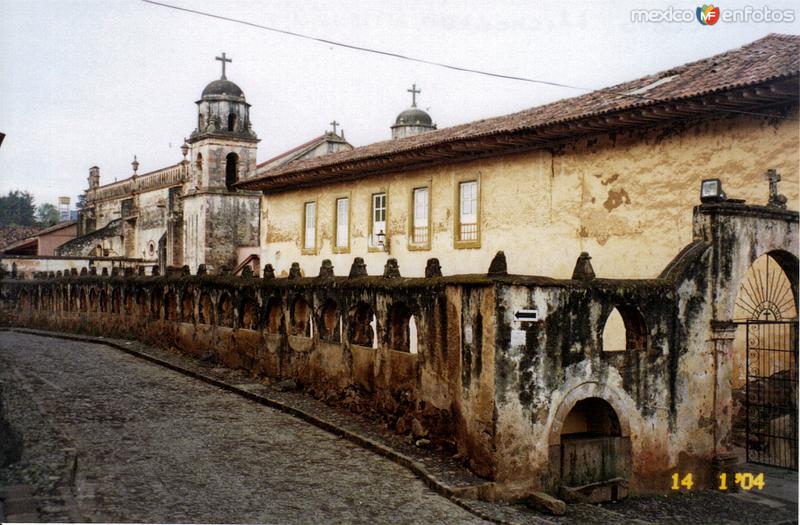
[190,53,256,141]
[391,84,436,139]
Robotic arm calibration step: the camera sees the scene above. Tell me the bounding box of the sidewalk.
[6,327,798,525]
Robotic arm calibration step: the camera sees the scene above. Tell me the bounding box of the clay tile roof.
[239,33,799,192]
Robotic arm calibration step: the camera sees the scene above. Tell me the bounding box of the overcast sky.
[1,0,798,208]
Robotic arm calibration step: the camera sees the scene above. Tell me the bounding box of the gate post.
[709,320,740,479]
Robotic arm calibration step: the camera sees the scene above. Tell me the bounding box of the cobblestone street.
[0,332,487,524]
[1,331,797,525]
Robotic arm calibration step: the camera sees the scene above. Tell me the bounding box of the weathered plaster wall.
[261,112,799,279]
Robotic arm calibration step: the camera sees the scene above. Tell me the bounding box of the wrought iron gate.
[745,320,798,469]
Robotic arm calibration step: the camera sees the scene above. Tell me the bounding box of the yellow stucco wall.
[261,111,799,279]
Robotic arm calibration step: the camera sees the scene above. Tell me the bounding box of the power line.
[141,0,797,122]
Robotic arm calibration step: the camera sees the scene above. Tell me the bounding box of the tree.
[36,203,60,227]
[0,190,35,226]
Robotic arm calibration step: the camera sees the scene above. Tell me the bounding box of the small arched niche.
[318,299,340,343]
[291,297,313,337]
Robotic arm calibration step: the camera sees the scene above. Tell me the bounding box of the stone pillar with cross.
[765,169,787,209]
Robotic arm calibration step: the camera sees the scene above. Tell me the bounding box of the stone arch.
[136,289,148,318]
[124,290,134,314]
[239,296,259,330]
[291,296,313,337]
[181,290,194,323]
[225,152,239,190]
[151,288,163,319]
[317,298,340,343]
[349,301,377,348]
[198,293,213,324]
[264,297,285,335]
[547,383,633,495]
[601,305,647,352]
[547,382,632,447]
[387,301,416,353]
[88,289,97,312]
[218,293,234,327]
[165,291,179,321]
[19,290,30,310]
[98,290,108,313]
[111,288,121,314]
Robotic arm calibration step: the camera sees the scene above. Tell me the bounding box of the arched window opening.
[225,152,239,190]
[99,290,108,313]
[165,292,179,321]
[137,290,148,317]
[79,290,88,312]
[198,293,213,325]
[227,112,237,132]
[111,289,121,314]
[151,289,163,320]
[349,302,377,348]
[601,305,646,352]
[195,152,203,171]
[88,289,97,312]
[198,113,204,131]
[409,315,419,354]
[291,297,313,337]
[218,294,234,327]
[181,292,194,323]
[19,291,29,310]
[264,297,284,335]
[67,290,75,311]
[318,299,340,343]
[124,292,134,314]
[240,297,258,330]
[388,302,413,352]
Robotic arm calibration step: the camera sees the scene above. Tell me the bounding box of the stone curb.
[5,327,517,525]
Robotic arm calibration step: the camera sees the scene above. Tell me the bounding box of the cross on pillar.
[407,83,421,107]
[215,52,232,80]
[329,120,339,135]
[765,168,787,209]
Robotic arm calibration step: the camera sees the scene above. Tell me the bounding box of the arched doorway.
[560,398,626,489]
[731,251,798,469]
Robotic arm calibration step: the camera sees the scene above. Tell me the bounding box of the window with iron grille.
[412,187,429,245]
[303,202,316,250]
[371,193,386,248]
[459,181,478,242]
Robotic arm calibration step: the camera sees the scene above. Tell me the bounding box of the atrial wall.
[1,202,796,502]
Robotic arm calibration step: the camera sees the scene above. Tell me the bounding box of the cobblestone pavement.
[1,330,797,525]
[0,332,487,524]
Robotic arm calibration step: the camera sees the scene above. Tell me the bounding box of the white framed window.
[371,193,386,247]
[412,187,429,245]
[303,202,316,250]
[335,197,349,249]
[458,181,478,242]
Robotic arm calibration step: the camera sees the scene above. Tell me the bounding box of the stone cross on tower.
[216,52,232,80]
[765,169,787,209]
[407,83,421,107]
[329,120,339,135]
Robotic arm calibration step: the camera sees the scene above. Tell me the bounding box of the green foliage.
[0,190,35,226]
[36,203,61,227]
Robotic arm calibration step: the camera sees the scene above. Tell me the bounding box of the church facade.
[59,54,351,275]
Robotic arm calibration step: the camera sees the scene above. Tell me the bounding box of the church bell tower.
[183,53,261,273]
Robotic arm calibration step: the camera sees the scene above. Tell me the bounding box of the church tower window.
[228,113,237,132]
[225,152,239,189]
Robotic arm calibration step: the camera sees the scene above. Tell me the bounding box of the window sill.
[454,240,481,249]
